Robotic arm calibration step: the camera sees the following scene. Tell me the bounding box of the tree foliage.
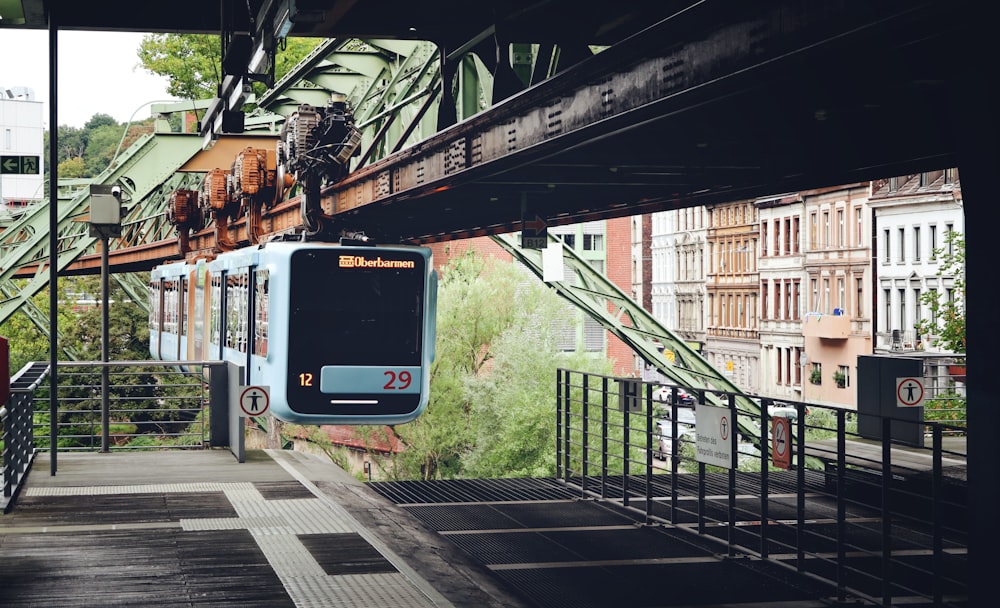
[137,34,321,101]
[916,230,965,353]
[368,250,611,481]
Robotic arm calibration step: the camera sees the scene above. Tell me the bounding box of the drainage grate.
[299,533,397,576]
[369,477,577,504]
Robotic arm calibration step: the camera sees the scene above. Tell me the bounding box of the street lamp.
[88,184,124,453]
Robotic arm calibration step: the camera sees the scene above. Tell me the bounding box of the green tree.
[138,34,321,101]
[138,34,222,100]
[362,250,610,481]
[83,122,127,176]
[58,156,86,179]
[916,231,965,353]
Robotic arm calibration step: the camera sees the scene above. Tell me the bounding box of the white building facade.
[756,194,807,401]
[869,170,964,353]
[0,86,44,210]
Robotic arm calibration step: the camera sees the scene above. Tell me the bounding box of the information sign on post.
[695,404,732,469]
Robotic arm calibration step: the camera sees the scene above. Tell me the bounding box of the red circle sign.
[896,377,924,407]
[239,385,270,416]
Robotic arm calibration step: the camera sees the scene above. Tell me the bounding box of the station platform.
[0,449,527,608]
[0,449,860,607]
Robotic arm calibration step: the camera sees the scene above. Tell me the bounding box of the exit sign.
[1,155,40,175]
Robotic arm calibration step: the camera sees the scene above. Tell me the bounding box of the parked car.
[653,406,697,460]
[652,385,694,406]
[767,402,809,421]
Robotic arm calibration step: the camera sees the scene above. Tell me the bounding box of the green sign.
[0,155,40,175]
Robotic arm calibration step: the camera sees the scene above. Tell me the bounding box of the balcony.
[802,312,850,339]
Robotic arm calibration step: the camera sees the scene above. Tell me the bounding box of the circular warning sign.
[896,377,924,408]
[772,416,791,469]
[239,385,270,417]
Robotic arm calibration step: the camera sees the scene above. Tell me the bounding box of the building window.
[913,288,921,331]
[762,282,769,319]
[884,289,892,332]
[784,218,791,255]
[945,223,955,254]
[913,226,921,261]
[823,279,830,313]
[810,362,823,385]
[792,216,800,253]
[809,212,818,248]
[784,280,793,321]
[883,229,891,263]
[811,279,818,311]
[929,225,938,260]
[823,211,830,247]
[761,221,769,256]
[836,365,850,388]
[837,209,845,247]
[583,233,604,251]
[856,278,864,319]
[898,228,905,262]
[855,207,863,247]
[792,280,800,320]
[898,288,906,333]
[838,278,845,311]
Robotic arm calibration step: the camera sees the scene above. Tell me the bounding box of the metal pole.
[101,235,110,452]
[48,17,59,476]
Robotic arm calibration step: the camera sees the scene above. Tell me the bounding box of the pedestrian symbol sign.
[896,377,924,408]
[239,385,270,417]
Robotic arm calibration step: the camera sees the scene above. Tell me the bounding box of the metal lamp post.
[88,185,124,453]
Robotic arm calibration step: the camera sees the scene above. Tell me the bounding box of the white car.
[767,403,808,421]
[652,385,694,405]
[653,407,697,460]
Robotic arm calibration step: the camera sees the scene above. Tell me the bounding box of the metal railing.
[30,361,216,452]
[2,361,49,512]
[555,368,967,608]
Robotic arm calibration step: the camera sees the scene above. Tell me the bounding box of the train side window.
[148,280,160,331]
[226,270,249,353]
[163,279,178,334]
[254,269,269,357]
[179,276,188,336]
[210,274,223,347]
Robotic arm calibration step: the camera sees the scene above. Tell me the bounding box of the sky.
[0,29,179,129]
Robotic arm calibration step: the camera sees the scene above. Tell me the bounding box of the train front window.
[289,248,424,367]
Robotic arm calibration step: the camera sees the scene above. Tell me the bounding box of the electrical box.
[90,194,121,224]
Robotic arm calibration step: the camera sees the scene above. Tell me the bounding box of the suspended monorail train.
[149,240,437,425]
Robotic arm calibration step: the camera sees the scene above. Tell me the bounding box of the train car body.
[150,241,437,425]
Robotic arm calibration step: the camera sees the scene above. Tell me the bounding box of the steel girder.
[491,232,764,441]
[0,133,206,327]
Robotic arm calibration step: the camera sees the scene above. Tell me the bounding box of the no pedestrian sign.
[772,416,791,470]
[896,377,925,408]
[239,385,270,417]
